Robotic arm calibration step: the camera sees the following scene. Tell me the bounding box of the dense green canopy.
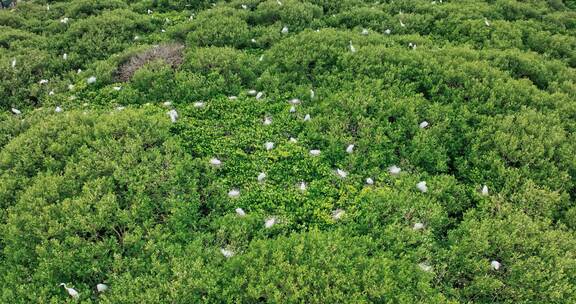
[1,0,575,303]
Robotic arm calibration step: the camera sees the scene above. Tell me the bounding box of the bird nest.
[115,43,184,82]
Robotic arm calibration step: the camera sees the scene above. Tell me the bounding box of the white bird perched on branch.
[349,40,356,53]
[228,189,240,198]
[361,28,369,35]
[235,208,246,217]
[60,283,79,300]
[39,79,48,85]
[481,185,489,196]
[346,144,355,154]
[247,89,257,96]
[60,17,69,24]
[11,108,21,115]
[257,172,266,182]
[490,260,501,270]
[87,76,97,84]
[419,121,429,128]
[366,177,374,185]
[263,116,272,125]
[289,137,298,143]
[63,53,68,60]
[289,106,296,113]
[113,86,122,91]
[384,29,391,35]
[416,181,428,193]
[413,222,425,230]
[11,59,16,68]
[304,114,311,122]
[241,4,248,9]
[193,102,205,108]
[299,181,307,191]
[264,142,274,151]
[332,209,345,220]
[418,262,433,272]
[484,17,491,27]
[281,26,289,34]
[147,9,153,14]
[55,106,63,113]
[163,101,172,107]
[264,217,276,228]
[256,92,264,100]
[336,169,348,178]
[221,248,234,258]
[310,149,321,156]
[259,55,264,62]
[388,165,401,176]
[400,20,406,27]
[96,283,108,293]
[289,98,301,105]
[167,109,178,123]
[229,95,238,100]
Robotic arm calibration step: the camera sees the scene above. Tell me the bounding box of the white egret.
[277,0,282,5]
[62,53,68,61]
[361,28,369,35]
[484,18,490,27]
[310,149,321,156]
[229,96,238,100]
[193,102,205,108]
[481,185,489,196]
[39,79,48,85]
[336,169,348,178]
[416,181,428,193]
[55,106,63,113]
[113,86,122,91]
[310,89,315,99]
[251,38,257,43]
[221,248,234,258]
[400,20,406,27]
[349,40,356,53]
[257,172,266,182]
[11,108,21,115]
[264,142,274,151]
[413,222,425,230]
[241,4,248,9]
[281,26,289,34]
[59,283,79,299]
[163,101,172,107]
[264,217,276,228]
[168,109,178,123]
[210,158,221,166]
[299,181,307,191]
[11,59,16,68]
[289,137,298,143]
[332,209,345,220]
[235,208,246,217]
[116,106,125,111]
[134,35,140,41]
[418,262,433,272]
[147,9,152,14]
[366,177,374,185]
[263,116,272,125]
[256,92,264,99]
[68,84,75,91]
[77,68,82,74]
[87,76,97,84]
[49,91,55,96]
[384,29,391,35]
[346,144,355,154]
[419,121,429,128]
[259,55,264,61]
[247,89,257,96]
[490,260,501,270]
[304,114,311,121]
[289,106,296,113]
[289,98,301,105]
[388,165,401,176]
[228,189,240,198]
[96,283,108,293]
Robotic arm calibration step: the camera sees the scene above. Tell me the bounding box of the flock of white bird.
[5,6,501,298]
